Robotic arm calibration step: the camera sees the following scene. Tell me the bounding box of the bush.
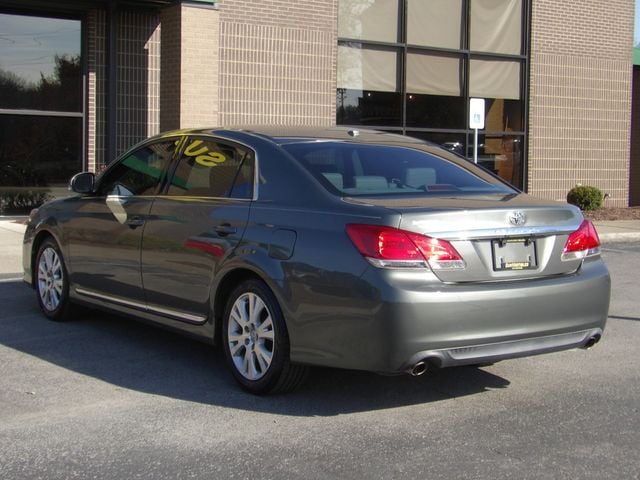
[566,185,603,211]
[0,190,52,215]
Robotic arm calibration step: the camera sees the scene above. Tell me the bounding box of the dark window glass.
[407,132,468,155]
[0,115,81,214]
[483,98,523,132]
[474,133,524,188]
[0,13,82,112]
[167,139,253,199]
[97,141,176,197]
[337,43,402,126]
[337,89,402,126]
[406,94,466,129]
[282,142,515,196]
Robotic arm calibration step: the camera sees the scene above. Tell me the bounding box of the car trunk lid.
[344,194,587,283]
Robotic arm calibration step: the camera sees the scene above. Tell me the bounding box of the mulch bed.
[583,207,640,221]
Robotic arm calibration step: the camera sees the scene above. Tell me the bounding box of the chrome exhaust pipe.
[583,334,601,349]
[409,361,428,376]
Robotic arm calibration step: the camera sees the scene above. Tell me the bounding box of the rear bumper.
[403,327,603,371]
[287,258,610,374]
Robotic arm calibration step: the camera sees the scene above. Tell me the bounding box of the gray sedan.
[23,127,610,394]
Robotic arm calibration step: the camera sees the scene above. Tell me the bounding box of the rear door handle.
[213,224,237,236]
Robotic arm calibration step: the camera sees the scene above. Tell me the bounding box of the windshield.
[281,142,515,197]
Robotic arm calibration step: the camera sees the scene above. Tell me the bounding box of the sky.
[0,13,80,84]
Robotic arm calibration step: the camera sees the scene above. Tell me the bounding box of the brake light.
[562,219,601,261]
[346,224,465,270]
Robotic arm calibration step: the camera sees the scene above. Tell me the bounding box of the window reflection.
[98,141,176,197]
[406,94,465,129]
[0,12,82,213]
[484,98,523,132]
[0,115,81,214]
[407,132,467,154]
[0,13,82,112]
[338,0,400,43]
[335,0,528,190]
[337,43,402,126]
[407,131,524,190]
[337,89,402,126]
[475,133,523,187]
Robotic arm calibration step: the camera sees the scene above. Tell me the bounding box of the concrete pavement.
[0,218,26,279]
[588,219,640,243]
[1,216,639,278]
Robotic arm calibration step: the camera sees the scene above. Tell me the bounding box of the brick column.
[528,0,633,207]
[160,3,220,131]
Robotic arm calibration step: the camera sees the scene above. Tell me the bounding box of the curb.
[599,233,640,244]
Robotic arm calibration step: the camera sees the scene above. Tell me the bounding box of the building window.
[0,12,83,214]
[337,0,529,189]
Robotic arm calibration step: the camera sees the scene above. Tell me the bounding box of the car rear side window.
[282,142,514,196]
[166,138,254,199]
[97,140,177,197]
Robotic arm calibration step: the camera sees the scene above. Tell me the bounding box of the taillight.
[346,224,465,270]
[562,219,601,261]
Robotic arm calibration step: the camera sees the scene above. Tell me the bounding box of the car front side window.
[97,140,177,197]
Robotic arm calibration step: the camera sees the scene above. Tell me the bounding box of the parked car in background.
[23,127,610,394]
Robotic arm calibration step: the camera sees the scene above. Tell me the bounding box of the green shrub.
[566,185,603,211]
[0,190,52,215]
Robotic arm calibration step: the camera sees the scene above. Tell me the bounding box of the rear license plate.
[492,238,537,271]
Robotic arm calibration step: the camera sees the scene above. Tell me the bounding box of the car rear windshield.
[281,142,515,197]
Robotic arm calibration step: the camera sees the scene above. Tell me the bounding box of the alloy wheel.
[37,246,64,312]
[227,292,275,380]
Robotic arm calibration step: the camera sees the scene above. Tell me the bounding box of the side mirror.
[69,172,95,194]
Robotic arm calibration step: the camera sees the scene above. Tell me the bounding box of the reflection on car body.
[23,127,610,394]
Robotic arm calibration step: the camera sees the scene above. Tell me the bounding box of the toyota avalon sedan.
[23,127,610,394]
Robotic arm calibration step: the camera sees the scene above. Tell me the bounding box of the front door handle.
[126,216,146,229]
[213,224,237,236]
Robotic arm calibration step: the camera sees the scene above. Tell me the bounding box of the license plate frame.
[492,237,537,271]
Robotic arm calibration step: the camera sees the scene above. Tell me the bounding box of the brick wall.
[180,5,219,128]
[116,10,161,154]
[159,5,180,131]
[219,0,337,126]
[86,8,160,169]
[86,9,106,172]
[528,0,633,207]
[630,67,640,206]
[160,4,219,130]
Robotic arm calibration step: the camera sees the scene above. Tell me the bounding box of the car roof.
[151,126,431,146]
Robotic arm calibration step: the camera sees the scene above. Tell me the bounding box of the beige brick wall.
[86,9,106,172]
[161,4,219,130]
[179,5,219,128]
[528,0,634,207]
[219,0,337,126]
[631,67,640,206]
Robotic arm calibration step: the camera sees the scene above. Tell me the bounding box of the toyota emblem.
[508,211,527,226]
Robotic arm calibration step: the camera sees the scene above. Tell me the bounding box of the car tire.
[222,279,308,394]
[35,237,74,321]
